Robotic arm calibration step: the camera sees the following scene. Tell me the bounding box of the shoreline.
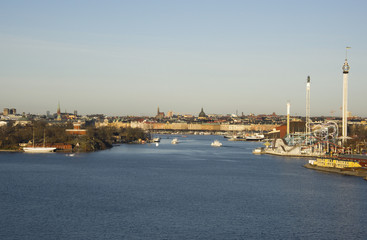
[265,153,316,158]
[304,163,367,180]
[0,149,22,152]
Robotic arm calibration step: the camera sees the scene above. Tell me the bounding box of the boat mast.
[33,128,35,148]
[43,129,46,147]
[287,102,290,136]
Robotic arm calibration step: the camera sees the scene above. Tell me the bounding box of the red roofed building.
[66,122,87,135]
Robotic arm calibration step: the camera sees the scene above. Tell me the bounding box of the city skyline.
[1,1,367,116]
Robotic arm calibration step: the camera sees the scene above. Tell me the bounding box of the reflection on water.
[1,135,366,239]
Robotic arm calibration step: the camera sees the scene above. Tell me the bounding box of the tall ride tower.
[306,76,311,143]
[342,47,351,144]
[287,102,290,136]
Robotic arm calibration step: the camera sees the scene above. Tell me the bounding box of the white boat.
[252,147,264,154]
[152,137,161,142]
[211,140,222,147]
[23,128,56,153]
[246,133,265,141]
[228,136,246,141]
[171,138,179,144]
[23,147,56,153]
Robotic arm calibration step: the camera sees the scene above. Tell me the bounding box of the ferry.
[308,155,367,168]
[305,155,367,179]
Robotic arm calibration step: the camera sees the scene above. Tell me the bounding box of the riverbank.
[0,149,21,152]
[304,163,367,180]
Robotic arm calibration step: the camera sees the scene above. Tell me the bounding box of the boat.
[252,147,264,154]
[246,133,265,141]
[211,140,222,147]
[23,147,56,153]
[171,138,179,144]
[152,137,161,142]
[228,136,246,141]
[23,129,56,153]
[304,155,367,179]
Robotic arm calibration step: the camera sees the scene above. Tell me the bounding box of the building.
[166,111,174,118]
[198,108,207,119]
[65,122,87,135]
[3,108,9,116]
[266,121,306,139]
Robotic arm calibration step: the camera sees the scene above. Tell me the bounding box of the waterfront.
[1,135,366,239]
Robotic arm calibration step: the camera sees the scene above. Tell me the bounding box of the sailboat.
[23,129,56,153]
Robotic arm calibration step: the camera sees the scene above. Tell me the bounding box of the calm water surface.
[1,135,366,239]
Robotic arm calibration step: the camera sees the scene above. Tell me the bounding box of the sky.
[1,0,367,117]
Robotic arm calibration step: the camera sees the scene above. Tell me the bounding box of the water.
[1,135,366,239]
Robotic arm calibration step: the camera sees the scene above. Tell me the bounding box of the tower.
[155,105,165,119]
[286,102,290,136]
[57,102,61,120]
[342,47,351,144]
[306,76,311,143]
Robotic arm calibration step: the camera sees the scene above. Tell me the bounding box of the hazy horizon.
[1,1,367,117]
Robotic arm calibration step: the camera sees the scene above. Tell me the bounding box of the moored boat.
[228,136,246,141]
[23,147,56,153]
[307,155,367,168]
[246,133,265,141]
[305,156,367,179]
[23,128,56,153]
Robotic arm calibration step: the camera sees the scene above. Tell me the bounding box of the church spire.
[57,101,61,120]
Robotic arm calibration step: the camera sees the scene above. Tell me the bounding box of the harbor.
[2,1,367,239]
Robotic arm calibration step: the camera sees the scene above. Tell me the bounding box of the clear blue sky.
[1,0,366,116]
